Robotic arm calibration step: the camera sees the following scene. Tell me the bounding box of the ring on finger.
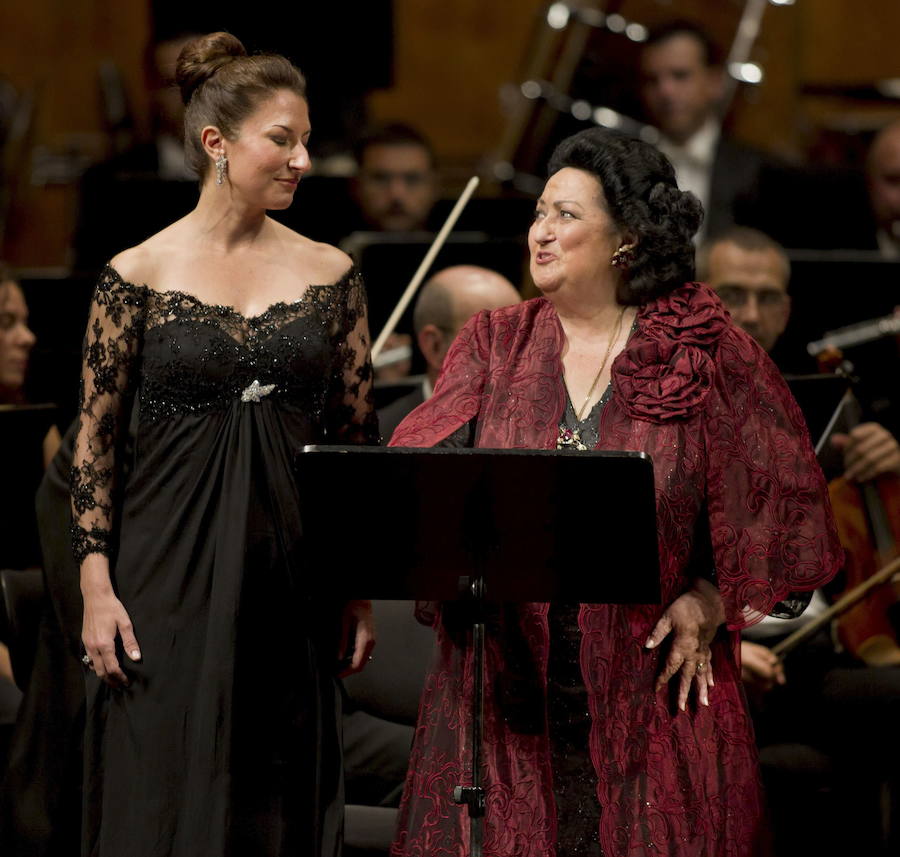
[81,654,93,668]
[696,661,706,673]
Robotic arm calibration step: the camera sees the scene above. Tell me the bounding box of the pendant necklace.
[557,305,627,451]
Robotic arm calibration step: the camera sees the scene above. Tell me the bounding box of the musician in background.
[867,119,900,259]
[377,265,520,440]
[345,123,440,382]
[350,122,438,235]
[700,225,900,856]
[0,263,36,407]
[639,21,770,239]
[699,227,900,508]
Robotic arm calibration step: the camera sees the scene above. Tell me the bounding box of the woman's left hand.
[338,599,376,677]
[645,578,725,710]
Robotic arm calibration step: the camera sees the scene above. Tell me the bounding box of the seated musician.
[700,226,900,856]
[376,264,520,440]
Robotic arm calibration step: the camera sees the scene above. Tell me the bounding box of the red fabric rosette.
[613,336,714,422]
[640,282,729,346]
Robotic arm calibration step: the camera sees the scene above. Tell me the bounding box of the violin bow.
[370,176,480,363]
[771,555,900,659]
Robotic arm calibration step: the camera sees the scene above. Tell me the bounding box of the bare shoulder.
[107,244,153,286]
[108,221,185,287]
[271,221,353,285]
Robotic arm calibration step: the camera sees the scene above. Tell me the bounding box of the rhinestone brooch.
[240,380,276,403]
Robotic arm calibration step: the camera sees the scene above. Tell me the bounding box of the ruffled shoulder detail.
[613,282,729,423]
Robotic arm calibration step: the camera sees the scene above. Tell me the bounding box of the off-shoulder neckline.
[101,263,357,323]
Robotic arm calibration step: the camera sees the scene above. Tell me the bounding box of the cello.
[807,341,900,665]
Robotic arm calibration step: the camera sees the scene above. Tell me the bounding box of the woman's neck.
[188,182,269,252]
[550,278,627,338]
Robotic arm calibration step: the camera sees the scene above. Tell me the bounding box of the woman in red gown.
[389,129,842,856]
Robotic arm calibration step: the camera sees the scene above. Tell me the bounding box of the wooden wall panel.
[0,0,151,266]
[367,0,547,170]
[3,0,900,266]
[799,0,900,84]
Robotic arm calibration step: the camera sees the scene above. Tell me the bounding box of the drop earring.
[611,243,636,269]
[215,154,228,186]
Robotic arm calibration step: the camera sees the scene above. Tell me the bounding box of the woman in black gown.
[70,32,377,857]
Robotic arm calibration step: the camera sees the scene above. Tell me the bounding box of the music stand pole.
[452,574,486,855]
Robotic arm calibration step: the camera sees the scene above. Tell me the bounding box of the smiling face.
[528,167,623,297]
[212,89,312,210]
[0,281,36,400]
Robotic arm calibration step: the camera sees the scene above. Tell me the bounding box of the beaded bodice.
[70,265,377,563]
[137,279,364,423]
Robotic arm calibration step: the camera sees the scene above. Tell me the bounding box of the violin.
[814,346,900,664]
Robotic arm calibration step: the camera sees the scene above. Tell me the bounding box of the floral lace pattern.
[389,284,842,856]
[70,265,377,563]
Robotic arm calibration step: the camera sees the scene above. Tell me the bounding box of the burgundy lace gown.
[70,265,377,857]
[388,283,842,857]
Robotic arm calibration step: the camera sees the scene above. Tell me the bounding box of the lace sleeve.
[326,268,379,445]
[703,327,844,630]
[70,267,146,564]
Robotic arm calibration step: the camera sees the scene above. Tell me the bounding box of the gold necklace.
[557,305,627,451]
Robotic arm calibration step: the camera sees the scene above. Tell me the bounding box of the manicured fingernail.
[702,694,709,706]
[679,700,685,711]
[130,650,140,660]
[645,638,655,648]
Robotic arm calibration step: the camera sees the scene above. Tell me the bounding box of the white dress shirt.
[657,118,720,239]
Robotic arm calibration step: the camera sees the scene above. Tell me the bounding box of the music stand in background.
[296,446,661,856]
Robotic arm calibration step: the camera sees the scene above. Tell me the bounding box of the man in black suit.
[376,265,520,442]
[639,21,769,239]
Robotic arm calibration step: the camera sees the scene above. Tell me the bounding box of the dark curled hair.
[175,32,307,180]
[547,127,703,304]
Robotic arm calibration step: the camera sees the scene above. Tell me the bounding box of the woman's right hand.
[81,557,141,687]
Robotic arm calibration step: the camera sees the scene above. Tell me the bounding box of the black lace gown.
[70,265,378,857]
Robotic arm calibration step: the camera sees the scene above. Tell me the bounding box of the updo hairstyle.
[547,128,703,304]
[175,32,307,180]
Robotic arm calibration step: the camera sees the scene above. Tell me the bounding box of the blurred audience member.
[72,32,199,274]
[0,265,35,406]
[867,119,900,259]
[0,258,57,546]
[351,123,438,234]
[640,21,769,238]
[0,264,61,465]
[700,226,900,856]
[377,265,520,440]
[0,264,42,775]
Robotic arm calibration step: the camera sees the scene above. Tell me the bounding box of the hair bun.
[175,32,247,105]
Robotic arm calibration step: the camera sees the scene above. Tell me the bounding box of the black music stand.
[296,446,661,857]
